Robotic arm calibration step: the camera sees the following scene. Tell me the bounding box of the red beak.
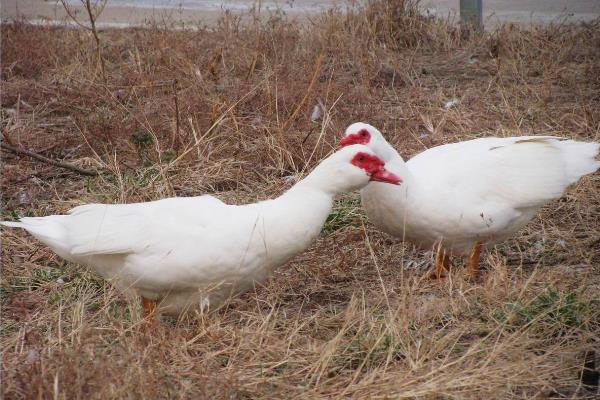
[339,132,369,147]
[370,168,402,185]
[370,169,402,185]
[339,135,357,147]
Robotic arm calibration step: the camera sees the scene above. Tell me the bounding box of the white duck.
[1,145,400,317]
[340,123,600,278]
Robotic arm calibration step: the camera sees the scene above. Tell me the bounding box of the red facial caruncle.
[340,129,371,147]
[351,152,402,185]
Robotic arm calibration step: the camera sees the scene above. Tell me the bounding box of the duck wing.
[65,195,227,257]
[409,136,599,209]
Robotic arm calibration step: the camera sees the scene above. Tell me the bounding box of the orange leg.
[467,242,483,279]
[142,297,157,319]
[429,246,451,279]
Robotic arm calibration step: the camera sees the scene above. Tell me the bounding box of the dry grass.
[1,1,600,398]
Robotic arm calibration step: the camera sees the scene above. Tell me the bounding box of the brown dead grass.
[1,1,600,398]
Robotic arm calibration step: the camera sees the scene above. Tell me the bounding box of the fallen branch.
[1,142,98,177]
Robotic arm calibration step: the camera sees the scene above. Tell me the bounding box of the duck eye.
[361,131,368,137]
[357,156,365,162]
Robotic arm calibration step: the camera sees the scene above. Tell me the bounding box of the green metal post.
[460,0,483,29]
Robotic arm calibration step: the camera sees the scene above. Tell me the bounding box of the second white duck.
[1,145,400,316]
[340,123,600,278]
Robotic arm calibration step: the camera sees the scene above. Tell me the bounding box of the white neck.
[373,139,416,188]
[288,162,364,197]
[373,139,404,164]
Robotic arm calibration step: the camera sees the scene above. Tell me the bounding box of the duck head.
[304,145,401,195]
[339,122,397,163]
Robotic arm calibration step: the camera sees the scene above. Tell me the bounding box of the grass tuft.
[495,290,600,334]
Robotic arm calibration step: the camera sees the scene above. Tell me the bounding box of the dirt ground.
[1,1,599,398]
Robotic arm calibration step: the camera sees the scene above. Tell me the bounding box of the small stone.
[282,175,298,184]
[18,192,29,205]
[310,105,321,123]
[444,99,460,109]
[25,349,38,364]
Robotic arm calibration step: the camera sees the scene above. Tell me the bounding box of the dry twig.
[1,142,98,176]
